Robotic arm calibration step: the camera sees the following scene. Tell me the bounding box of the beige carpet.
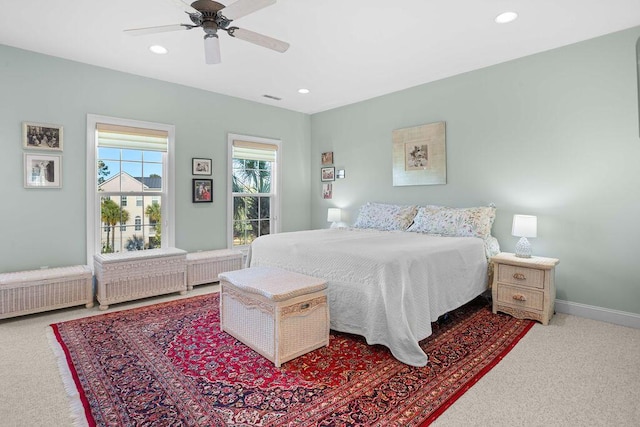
[1,284,638,427]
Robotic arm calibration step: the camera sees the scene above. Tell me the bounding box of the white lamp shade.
[512,215,537,238]
[327,208,341,222]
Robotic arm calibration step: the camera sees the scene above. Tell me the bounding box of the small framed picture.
[191,179,213,203]
[193,179,213,203]
[23,122,63,151]
[192,158,212,175]
[323,183,333,199]
[321,151,334,165]
[336,169,345,179]
[24,153,62,188]
[321,166,335,182]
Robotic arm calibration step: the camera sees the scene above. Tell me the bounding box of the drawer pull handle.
[300,303,310,310]
[513,273,526,280]
[512,294,527,302]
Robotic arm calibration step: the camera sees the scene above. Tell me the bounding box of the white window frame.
[227,133,281,250]
[86,114,175,267]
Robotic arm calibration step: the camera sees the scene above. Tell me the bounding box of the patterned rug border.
[48,294,231,427]
[48,293,535,427]
[419,316,534,426]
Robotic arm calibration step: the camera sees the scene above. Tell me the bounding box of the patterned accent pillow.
[353,202,418,231]
[407,205,496,238]
[483,235,501,258]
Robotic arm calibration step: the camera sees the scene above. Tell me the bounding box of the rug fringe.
[46,327,90,427]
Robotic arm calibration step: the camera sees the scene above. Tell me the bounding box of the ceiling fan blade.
[220,0,276,21]
[228,27,289,53]
[204,35,221,64]
[170,0,202,16]
[124,24,192,36]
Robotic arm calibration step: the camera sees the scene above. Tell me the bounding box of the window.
[87,115,175,263]
[228,134,280,250]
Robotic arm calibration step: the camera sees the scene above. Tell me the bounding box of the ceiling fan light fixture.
[495,11,518,24]
[204,33,221,64]
[298,88,310,94]
[149,45,168,55]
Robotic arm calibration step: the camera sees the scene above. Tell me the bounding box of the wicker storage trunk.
[186,249,243,290]
[219,266,329,367]
[0,265,93,319]
[94,248,187,310]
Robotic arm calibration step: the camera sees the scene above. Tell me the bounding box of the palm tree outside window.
[92,119,170,254]
[229,136,280,249]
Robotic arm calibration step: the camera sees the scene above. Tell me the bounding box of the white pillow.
[353,202,418,231]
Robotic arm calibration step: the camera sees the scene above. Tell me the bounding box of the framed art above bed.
[392,121,446,186]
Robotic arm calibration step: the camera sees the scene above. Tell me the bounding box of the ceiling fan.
[124,0,289,64]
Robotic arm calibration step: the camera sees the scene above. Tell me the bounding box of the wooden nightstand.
[491,252,560,325]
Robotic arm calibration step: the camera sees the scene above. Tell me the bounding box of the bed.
[247,203,499,367]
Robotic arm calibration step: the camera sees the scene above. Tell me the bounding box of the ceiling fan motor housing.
[190,0,234,35]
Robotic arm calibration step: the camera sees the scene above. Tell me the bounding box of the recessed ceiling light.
[149,45,168,55]
[298,88,310,94]
[495,12,518,24]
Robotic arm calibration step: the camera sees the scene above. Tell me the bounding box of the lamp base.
[514,237,532,258]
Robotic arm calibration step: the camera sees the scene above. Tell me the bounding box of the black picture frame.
[192,178,213,203]
[321,166,335,182]
[192,158,212,175]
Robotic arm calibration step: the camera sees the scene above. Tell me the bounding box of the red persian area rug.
[49,293,534,427]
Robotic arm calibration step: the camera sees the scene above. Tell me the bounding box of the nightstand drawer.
[496,284,544,311]
[497,264,544,289]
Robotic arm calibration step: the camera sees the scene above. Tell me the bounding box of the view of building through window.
[97,147,163,253]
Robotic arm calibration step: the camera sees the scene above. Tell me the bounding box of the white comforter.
[247,228,488,367]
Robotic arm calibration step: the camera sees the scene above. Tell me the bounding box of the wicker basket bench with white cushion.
[0,265,93,319]
[219,266,329,367]
[94,247,187,310]
[186,249,243,290]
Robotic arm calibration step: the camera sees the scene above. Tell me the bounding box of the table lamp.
[327,208,341,228]
[512,214,537,258]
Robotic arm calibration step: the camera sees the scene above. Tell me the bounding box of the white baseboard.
[555,299,640,329]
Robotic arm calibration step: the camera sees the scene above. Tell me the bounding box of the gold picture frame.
[392,122,446,186]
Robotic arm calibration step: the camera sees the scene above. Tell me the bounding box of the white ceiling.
[2,0,640,114]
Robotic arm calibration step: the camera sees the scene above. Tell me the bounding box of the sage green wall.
[0,44,311,273]
[3,25,640,316]
[310,26,640,315]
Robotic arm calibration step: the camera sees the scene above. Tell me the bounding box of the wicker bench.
[0,265,93,319]
[186,249,243,290]
[219,266,329,367]
[94,248,187,310]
